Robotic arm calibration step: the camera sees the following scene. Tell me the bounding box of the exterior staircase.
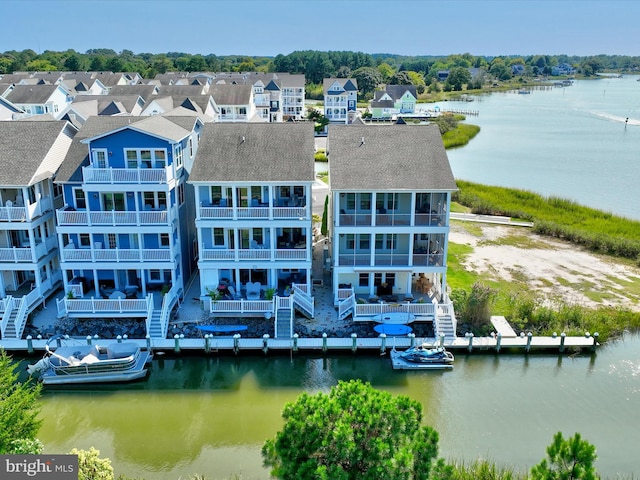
[434,312,456,343]
[274,307,292,338]
[3,308,19,339]
[147,310,163,339]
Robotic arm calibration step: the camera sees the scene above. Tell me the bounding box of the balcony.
[82,165,175,184]
[337,253,411,266]
[0,237,57,263]
[60,247,174,263]
[199,205,307,220]
[201,248,308,262]
[57,207,174,227]
[0,197,53,222]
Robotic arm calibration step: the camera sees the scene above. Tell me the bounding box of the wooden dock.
[1,330,598,357]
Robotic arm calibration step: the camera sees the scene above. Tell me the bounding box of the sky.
[3,0,640,58]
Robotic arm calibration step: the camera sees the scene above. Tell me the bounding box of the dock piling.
[204,334,211,353]
[293,333,299,352]
[116,335,122,343]
[233,334,240,354]
[173,334,181,353]
[26,335,33,354]
[495,332,502,353]
[592,332,599,352]
[322,333,327,353]
[559,332,566,353]
[525,332,533,352]
[263,334,270,354]
[466,332,474,352]
[351,333,357,353]
[439,332,445,347]
[380,333,387,354]
[409,333,415,348]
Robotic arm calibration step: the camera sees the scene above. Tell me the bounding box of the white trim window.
[73,188,86,209]
[91,149,108,168]
[174,144,183,168]
[125,149,166,169]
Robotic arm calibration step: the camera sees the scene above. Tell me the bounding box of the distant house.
[208,84,255,122]
[0,120,78,339]
[370,85,418,119]
[552,63,577,76]
[3,84,71,118]
[323,78,358,125]
[511,64,526,75]
[0,95,24,120]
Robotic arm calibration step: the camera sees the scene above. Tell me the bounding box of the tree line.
[2,48,639,85]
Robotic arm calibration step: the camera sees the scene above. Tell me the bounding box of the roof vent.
[360,136,365,146]
[241,136,245,144]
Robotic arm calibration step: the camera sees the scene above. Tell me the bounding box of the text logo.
[1,455,78,479]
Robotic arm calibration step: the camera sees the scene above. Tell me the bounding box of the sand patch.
[450,222,640,310]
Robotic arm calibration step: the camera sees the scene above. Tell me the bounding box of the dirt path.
[449,221,640,311]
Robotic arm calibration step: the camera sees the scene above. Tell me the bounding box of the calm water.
[443,76,640,221]
[36,333,640,479]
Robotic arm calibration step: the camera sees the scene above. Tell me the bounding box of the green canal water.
[36,333,640,479]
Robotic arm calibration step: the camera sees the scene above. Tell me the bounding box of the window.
[92,149,108,168]
[160,233,170,247]
[79,233,90,247]
[73,188,86,209]
[374,273,383,286]
[53,183,63,198]
[188,138,193,158]
[175,144,183,168]
[107,233,117,249]
[359,273,369,287]
[359,235,370,250]
[346,234,355,250]
[213,228,225,246]
[360,193,371,210]
[252,228,263,244]
[178,184,185,205]
[386,273,396,287]
[239,107,247,115]
[124,149,166,168]
[149,270,161,281]
[143,192,167,210]
[102,193,125,211]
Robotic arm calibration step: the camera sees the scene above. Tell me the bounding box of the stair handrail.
[0,295,15,338]
[292,283,314,317]
[338,292,354,320]
[159,284,180,338]
[13,288,41,339]
[145,294,154,335]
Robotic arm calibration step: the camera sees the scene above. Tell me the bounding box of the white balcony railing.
[201,248,307,262]
[198,205,307,220]
[0,206,27,222]
[57,294,153,318]
[82,166,175,184]
[57,208,173,226]
[60,248,173,263]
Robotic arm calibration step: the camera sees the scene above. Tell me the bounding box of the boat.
[27,341,152,385]
[390,345,454,370]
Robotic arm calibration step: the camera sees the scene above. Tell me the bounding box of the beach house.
[53,115,202,338]
[327,124,458,339]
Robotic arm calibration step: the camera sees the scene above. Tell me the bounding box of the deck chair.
[245,282,261,300]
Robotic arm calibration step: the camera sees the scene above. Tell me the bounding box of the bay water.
[37,333,640,479]
[443,75,640,221]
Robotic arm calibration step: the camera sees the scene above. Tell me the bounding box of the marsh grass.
[453,181,640,262]
[443,123,480,149]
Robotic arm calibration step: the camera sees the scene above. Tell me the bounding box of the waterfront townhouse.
[0,120,78,339]
[54,115,203,338]
[328,124,458,339]
[189,123,315,336]
[323,78,358,125]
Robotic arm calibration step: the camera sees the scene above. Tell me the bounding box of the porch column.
[410,192,416,227]
[0,275,6,297]
[92,270,99,297]
[140,268,146,297]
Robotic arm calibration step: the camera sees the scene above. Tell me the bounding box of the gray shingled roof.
[108,84,158,100]
[190,123,315,183]
[156,85,207,97]
[5,84,61,104]
[328,124,457,191]
[208,84,252,105]
[0,121,71,186]
[56,116,198,183]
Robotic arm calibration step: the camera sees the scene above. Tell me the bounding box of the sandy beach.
[449,221,640,311]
